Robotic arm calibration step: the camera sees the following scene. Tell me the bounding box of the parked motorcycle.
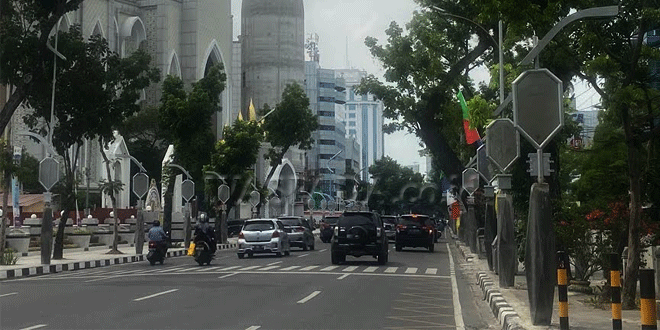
[193,240,214,266]
[147,241,166,265]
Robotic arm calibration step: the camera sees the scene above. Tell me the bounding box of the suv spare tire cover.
[347,226,369,244]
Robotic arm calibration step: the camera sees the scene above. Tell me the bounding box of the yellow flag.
[248,99,257,122]
[237,111,243,121]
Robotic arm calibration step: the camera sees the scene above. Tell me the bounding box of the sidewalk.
[0,239,238,280]
[451,236,646,330]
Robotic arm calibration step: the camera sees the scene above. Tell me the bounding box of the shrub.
[1,248,19,265]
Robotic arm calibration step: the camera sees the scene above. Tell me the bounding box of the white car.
[237,219,291,258]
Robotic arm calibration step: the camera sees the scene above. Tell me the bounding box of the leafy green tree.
[367,157,424,215]
[0,0,83,133]
[204,119,263,242]
[158,65,226,237]
[22,25,159,256]
[261,83,319,188]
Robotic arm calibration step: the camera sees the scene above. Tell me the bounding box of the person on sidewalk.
[148,220,168,255]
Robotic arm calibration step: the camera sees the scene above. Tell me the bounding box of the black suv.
[331,211,388,264]
[395,214,436,252]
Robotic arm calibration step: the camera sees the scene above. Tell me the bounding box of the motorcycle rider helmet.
[198,213,208,223]
[152,220,160,226]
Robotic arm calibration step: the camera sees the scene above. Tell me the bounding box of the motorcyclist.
[148,220,168,255]
[193,213,216,253]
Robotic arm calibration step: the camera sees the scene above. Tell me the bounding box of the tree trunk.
[163,178,175,242]
[98,140,121,254]
[52,208,70,259]
[0,171,9,263]
[621,111,643,309]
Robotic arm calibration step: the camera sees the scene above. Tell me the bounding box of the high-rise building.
[230,39,242,126]
[335,69,385,181]
[241,0,305,115]
[305,61,352,198]
[569,110,600,148]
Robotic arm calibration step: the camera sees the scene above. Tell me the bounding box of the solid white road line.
[297,290,321,304]
[363,266,378,273]
[405,267,418,274]
[384,267,398,273]
[266,261,283,266]
[425,268,438,275]
[337,274,350,280]
[447,243,465,329]
[342,266,358,272]
[20,324,47,330]
[245,326,261,330]
[280,266,301,271]
[299,266,319,271]
[133,289,179,302]
[218,273,238,279]
[320,266,339,271]
[0,292,18,297]
[319,249,327,252]
[297,253,309,258]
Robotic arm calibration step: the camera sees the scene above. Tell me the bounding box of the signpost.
[249,191,260,218]
[132,172,149,254]
[217,184,230,244]
[38,157,60,265]
[181,179,194,249]
[513,69,562,325]
[461,168,480,253]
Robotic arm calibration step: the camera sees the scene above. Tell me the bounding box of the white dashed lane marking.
[405,267,418,274]
[342,266,358,272]
[363,266,378,273]
[384,267,398,273]
[425,268,438,275]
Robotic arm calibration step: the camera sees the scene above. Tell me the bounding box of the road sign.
[476,144,492,182]
[328,200,337,211]
[462,168,480,196]
[181,179,195,202]
[486,119,520,172]
[513,69,564,149]
[307,197,315,210]
[320,199,327,210]
[218,184,230,204]
[249,191,260,207]
[132,173,149,198]
[269,196,281,216]
[39,157,60,191]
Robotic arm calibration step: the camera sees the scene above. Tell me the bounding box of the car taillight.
[334,226,339,236]
[424,226,434,234]
[239,232,245,239]
[272,230,280,238]
[396,224,407,232]
[376,227,382,237]
[296,226,305,232]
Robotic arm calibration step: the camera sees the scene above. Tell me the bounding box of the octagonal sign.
[132,173,149,199]
[39,157,60,191]
[513,69,564,149]
[217,184,230,204]
[462,168,480,196]
[181,179,195,202]
[485,118,520,172]
[249,191,261,207]
[476,144,492,182]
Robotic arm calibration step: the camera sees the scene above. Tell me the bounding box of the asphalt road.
[1,235,497,330]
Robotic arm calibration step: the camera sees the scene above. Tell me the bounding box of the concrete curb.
[477,272,525,330]
[0,243,237,280]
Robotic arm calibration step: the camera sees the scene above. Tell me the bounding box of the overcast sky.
[231,0,430,173]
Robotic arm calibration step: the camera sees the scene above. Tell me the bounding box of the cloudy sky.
[231,0,430,173]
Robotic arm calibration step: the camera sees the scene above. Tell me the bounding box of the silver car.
[278,216,315,251]
[237,219,291,258]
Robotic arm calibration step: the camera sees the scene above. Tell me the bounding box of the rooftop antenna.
[345,36,350,68]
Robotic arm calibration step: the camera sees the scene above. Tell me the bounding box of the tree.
[204,119,263,242]
[158,65,226,237]
[0,0,84,133]
[564,0,660,308]
[367,157,424,215]
[261,83,319,188]
[21,25,159,256]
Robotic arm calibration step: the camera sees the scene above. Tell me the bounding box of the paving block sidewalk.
[0,239,238,280]
[451,236,646,330]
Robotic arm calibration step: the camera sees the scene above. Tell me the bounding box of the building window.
[319,125,335,131]
[319,154,335,160]
[348,104,356,111]
[319,139,335,145]
[319,96,335,102]
[349,121,355,127]
[320,82,335,89]
[242,72,246,88]
[319,111,334,117]
[348,113,356,118]
[361,94,368,101]
[349,129,356,135]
